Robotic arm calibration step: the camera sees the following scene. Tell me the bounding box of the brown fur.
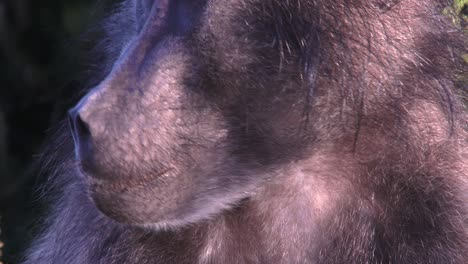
[24,0,467,263]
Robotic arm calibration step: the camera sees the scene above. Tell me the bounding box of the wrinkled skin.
[24,0,468,263]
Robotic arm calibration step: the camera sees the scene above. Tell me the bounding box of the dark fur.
[24,0,467,263]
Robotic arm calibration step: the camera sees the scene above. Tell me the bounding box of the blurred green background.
[0,1,465,264]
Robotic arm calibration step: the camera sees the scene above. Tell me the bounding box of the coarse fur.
[24,0,467,263]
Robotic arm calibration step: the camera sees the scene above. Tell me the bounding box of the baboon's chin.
[88,183,167,225]
[84,168,197,226]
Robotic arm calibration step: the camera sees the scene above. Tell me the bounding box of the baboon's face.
[68,0,315,227]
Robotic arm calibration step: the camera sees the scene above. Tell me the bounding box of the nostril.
[68,106,96,176]
[68,108,91,147]
[75,114,91,139]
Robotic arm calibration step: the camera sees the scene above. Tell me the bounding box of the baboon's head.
[68,0,319,228]
[68,0,462,229]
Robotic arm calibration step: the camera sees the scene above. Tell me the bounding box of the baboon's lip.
[87,169,173,193]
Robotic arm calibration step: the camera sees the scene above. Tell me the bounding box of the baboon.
[24,0,467,263]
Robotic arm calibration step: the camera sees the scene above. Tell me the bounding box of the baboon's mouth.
[87,169,174,193]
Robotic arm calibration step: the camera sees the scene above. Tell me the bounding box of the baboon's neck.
[197,158,351,262]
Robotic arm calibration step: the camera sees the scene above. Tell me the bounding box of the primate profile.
[24,0,467,263]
